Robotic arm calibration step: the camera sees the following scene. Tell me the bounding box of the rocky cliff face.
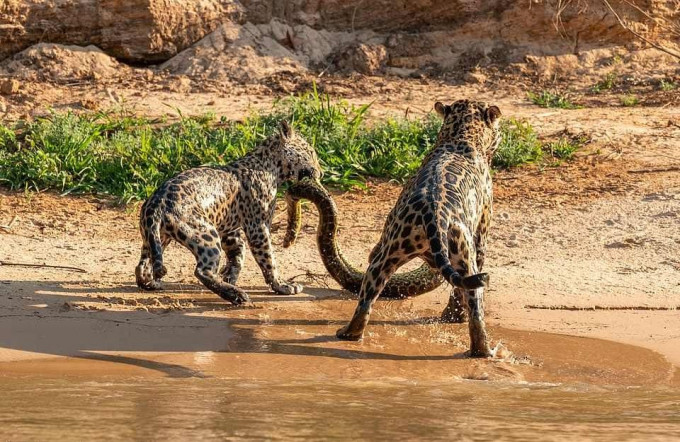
[1,0,677,80]
[0,0,243,63]
[239,0,486,31]
[238,0,673,45]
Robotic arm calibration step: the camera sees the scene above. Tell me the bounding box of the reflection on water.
[1,377,679,440]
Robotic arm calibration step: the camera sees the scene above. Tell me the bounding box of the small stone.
[335,43,388,75]
[464,71,487,84]
[80,98,98,110]
[166,76,192,93]
[0,79,20,95]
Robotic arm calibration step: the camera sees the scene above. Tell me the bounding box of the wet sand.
[0,287,678,387]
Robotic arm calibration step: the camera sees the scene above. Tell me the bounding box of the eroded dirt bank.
[1,0,679,121]
[0,95,678,384]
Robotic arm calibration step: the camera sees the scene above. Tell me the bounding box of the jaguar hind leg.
[176,221,250,305]
[219,230,246,285]
[446,227,491,357]
[135,237,170,290]
[135,243,158,289]
[441,214,489,322]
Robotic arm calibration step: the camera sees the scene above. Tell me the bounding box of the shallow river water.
[1,376,679,441]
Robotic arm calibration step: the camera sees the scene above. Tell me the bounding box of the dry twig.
[0,215,18,233]
[0,261,87,273]
[525,304,677,311]
[601,0,680,60]
[619,0,680,38]
[627,166,680,174]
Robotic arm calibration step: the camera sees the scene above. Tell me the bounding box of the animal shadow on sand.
[0,279,460,377]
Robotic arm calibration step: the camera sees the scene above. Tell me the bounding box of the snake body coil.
[284,180,443,298]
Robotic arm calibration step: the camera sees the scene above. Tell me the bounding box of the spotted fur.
[336,99,502,357]
[135,121,322,304]
[284,179,444,298]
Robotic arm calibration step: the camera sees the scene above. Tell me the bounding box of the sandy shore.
[1,177,679,386]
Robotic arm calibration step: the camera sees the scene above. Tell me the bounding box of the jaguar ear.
[484,106,502,126]
[279,120,294,140]
[434,102,449,118]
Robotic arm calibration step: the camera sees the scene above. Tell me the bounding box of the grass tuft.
[493,118,543,168]
[619,94,639,107]
[659,79,676,91]
[591,73,618,93]
[527,90,582,109]
[545,135,588,161]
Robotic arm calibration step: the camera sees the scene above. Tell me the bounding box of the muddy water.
[1,377,679,441]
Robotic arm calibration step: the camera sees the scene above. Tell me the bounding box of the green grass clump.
[493,118,543,168]
[608,55,623,66]
[659,79,676,91]
[545,135,587,161]
[619,94,639,107]
[527,90,582,109]
[0,90,569,202]
[592,73,618,93]
[283,93,440,186]
[0,112,258,201]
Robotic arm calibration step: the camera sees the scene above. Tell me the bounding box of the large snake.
[283,179,443,298]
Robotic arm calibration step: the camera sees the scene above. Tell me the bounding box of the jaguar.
[334,99,501,357]
[134,121,322,305]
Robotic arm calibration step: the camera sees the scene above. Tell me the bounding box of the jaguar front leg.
[440,287,468,323]
[245,222,303,295]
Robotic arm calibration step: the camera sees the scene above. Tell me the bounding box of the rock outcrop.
[1,0,678,82]
[0,0,243,63]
